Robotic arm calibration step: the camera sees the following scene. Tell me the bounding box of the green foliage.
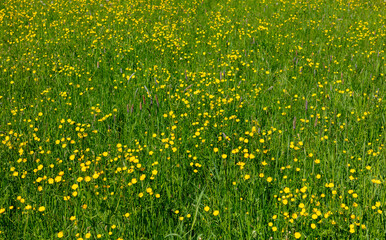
[0,0,385,239]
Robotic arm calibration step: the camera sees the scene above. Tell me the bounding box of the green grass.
[0,0,385,239]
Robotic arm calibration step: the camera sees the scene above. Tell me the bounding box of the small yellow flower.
[213,210,219,216]
[204,206,210,212]
[57,231,64,238]
[38,206,45,212]
[294,232,301,239]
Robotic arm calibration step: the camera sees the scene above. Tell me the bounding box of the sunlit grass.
[0,0,385,239]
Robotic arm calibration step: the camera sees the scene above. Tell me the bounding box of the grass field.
[0,0,385,239]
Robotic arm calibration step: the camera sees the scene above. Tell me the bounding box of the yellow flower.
[38,206,45,212]
[58,232,64,238]
[213,210,219,216]
[244,175,250,180]
[294,232,301,239]
[372,179,382,184]
[204,206,210,212]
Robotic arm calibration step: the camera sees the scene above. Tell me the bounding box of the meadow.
[0,0,385,239]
